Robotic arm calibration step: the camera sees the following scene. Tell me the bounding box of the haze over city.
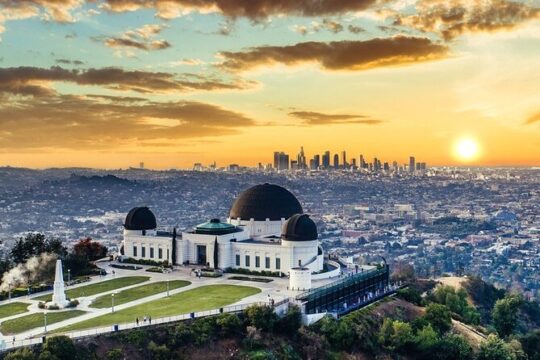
[1,0,539,168]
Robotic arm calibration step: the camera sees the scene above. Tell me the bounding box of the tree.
[244,304,278,332]
[147,341,170,360]
[4,348,36,360]
[424,303,453,334]
[390,321,414,351]
[493,295,522,338]
[105,349,123,360]
[37,351,59,360]
[10,233,66,264]
[432,334,474,360]
[215,313,243,335]
[415,324,439,353]
[42,336,76,360]
[477,334,515,360]
[73,238,107,261]
[278,305,302,334]
[520,329,540,360]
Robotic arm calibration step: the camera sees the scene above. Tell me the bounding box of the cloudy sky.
[0,0,539,168]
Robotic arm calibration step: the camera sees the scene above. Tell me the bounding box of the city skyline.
[1,1,540,169]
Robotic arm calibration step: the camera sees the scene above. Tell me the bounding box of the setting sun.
[454,137,481,162]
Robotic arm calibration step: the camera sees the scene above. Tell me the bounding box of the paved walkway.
[1,261,305,340]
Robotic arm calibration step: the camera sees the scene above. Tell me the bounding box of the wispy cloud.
[289,110,383,125]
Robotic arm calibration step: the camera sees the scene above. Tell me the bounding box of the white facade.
[122,223,323,274]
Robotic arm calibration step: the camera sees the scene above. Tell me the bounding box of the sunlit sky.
[0,0,539,169]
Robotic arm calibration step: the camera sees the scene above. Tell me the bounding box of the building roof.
[194,218,239,235]
[124,206,157,230]
[282,214,318,241]
[229,183,303,221]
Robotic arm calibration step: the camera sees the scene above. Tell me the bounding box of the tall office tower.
[139,162,145,169]
[416,162,421,171]
[297,146,307,169]
[274,152,289,170]
[409,156,416,173]
[392,161,398,171]
[309,159,315,170]
[322,151,330,168]
[383,162,389,171]
[351,158,357,168]
[360,155,366,169]
[291,160,298,170]
[373,157,379,172]
[341,151,347,168]
[333,154,339,169]
[313,154,320,169]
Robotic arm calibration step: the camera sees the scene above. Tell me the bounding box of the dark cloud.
[102,0,383,20]
[104,37,171,51]
[289,111,383,125]
[525,112,540,125]
[219,36,448,71]
[347,24,365,34]
[0,66,255,96]
[0,95,255,149]
[396,0,540,41]
[56,59,85,65]
[101,23,171,51]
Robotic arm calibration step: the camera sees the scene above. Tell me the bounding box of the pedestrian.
[12,336,15,344]
[149,316,152,324]
[143,315,147,323]
[136,317,139,326]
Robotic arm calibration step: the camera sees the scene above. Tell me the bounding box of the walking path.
[1,261,298,341]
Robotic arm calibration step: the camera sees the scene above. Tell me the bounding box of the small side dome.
[282,214,318,241]
[194,218,238,235]
[124,207,157,230]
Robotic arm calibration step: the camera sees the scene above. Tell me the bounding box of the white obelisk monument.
[51,259,69,308]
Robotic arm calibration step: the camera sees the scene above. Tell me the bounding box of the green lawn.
[0,310,86,335]
[90,280,191,308]
[55,284,260,333]
[0,302,30,319]
[33,276,150,302]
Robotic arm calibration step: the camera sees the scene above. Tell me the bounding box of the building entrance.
[197,245,207,265]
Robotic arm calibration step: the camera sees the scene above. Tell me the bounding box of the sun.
[453,137,481,162]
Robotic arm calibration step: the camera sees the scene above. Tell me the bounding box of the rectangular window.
[158,248,163,259]
[133,246,137,257]
[245,255,250,267]
[141,246,146,258]
[235,254,240,266]
[255,256,260,268]
[150,247,154,258]
[276,258,281,270]
[265,257,270,269]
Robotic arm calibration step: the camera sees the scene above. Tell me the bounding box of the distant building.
[333,154,339,169]
[409,156,416,173]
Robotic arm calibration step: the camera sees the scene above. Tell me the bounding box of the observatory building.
[121,184,324,274]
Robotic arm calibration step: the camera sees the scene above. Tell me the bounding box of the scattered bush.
[120,257,169,267]
[109,264,141,271]
[224,267,284,277]
[47,304,60,310]
[229,276,273,283]
[66,299,79,308]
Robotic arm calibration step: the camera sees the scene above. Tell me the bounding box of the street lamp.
[166,279,170,297]
[67,269,71,286]
[8,282,11,301]
[44,311,48,335]
[111,293,115,313]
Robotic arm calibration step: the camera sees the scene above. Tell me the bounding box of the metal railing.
[1,298,291,352]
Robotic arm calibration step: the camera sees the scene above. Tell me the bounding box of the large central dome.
[229,183,303,221]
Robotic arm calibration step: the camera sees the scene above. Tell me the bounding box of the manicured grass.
[0,310,86,335]
[90,280,191,309]
[34,276,150,302]
[0,302,30,319]
[56,284,260,333]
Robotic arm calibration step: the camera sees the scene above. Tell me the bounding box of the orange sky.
[0,0,539,168]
